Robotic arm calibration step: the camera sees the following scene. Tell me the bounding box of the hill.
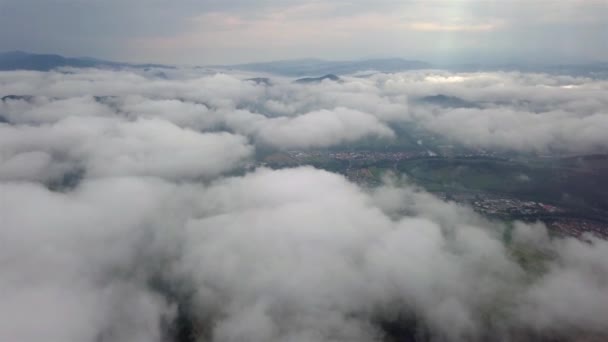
[217,58,431,76]
[0,51,174,71]
[294,74,340,84]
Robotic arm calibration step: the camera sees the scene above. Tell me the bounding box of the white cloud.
[1,67,608,341]
[4,68,608,154]
[1,164,608,341]
[224,107,394,149]
[0,116,252,182]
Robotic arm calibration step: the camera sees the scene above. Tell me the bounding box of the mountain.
[246,77,272,85]
[415,94,479,108]
[2,95,35,102]
[0,51,174,71]
[294,74,340,84]
[217,58,431,76]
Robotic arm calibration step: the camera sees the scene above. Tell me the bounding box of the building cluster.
[345,168,376,185]
[470,198,563,217]
[447,194,608,240]
[434,193,562,217]
[285,150,427,162]
[284,149,509,164]
[286,151,326,160]
[264,150,608,241]
[548,219,608,239]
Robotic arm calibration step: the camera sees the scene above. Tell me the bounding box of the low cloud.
[2,166,607,341]
[1,67,607,341]
[0,116,252,182]
[4,68,607,153]
[225,107,394,149]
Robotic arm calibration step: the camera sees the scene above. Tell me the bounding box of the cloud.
[2,0,607,64]
[4,165,607,341]
[0,178,180,342]
[0,70,402,151]
[0,115,253,182]
[1,67,608,341]
[409,22,499,32]
[375,71,608,152]
[4,68,608,154]
[223,107,395,149]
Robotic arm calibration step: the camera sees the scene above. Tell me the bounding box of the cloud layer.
[2,68,608,154]
[1,67,608,341]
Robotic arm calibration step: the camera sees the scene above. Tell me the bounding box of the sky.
[0,0,607,65]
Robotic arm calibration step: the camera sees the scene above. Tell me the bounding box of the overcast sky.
[0,0,607,65]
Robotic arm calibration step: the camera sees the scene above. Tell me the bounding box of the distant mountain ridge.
[3,51,606,78]
[216,58,432,76]
[294,74,341,84]
[416,94,479,109]
[0,51,174,71]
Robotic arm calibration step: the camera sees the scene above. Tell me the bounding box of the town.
[260,149,608,241]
